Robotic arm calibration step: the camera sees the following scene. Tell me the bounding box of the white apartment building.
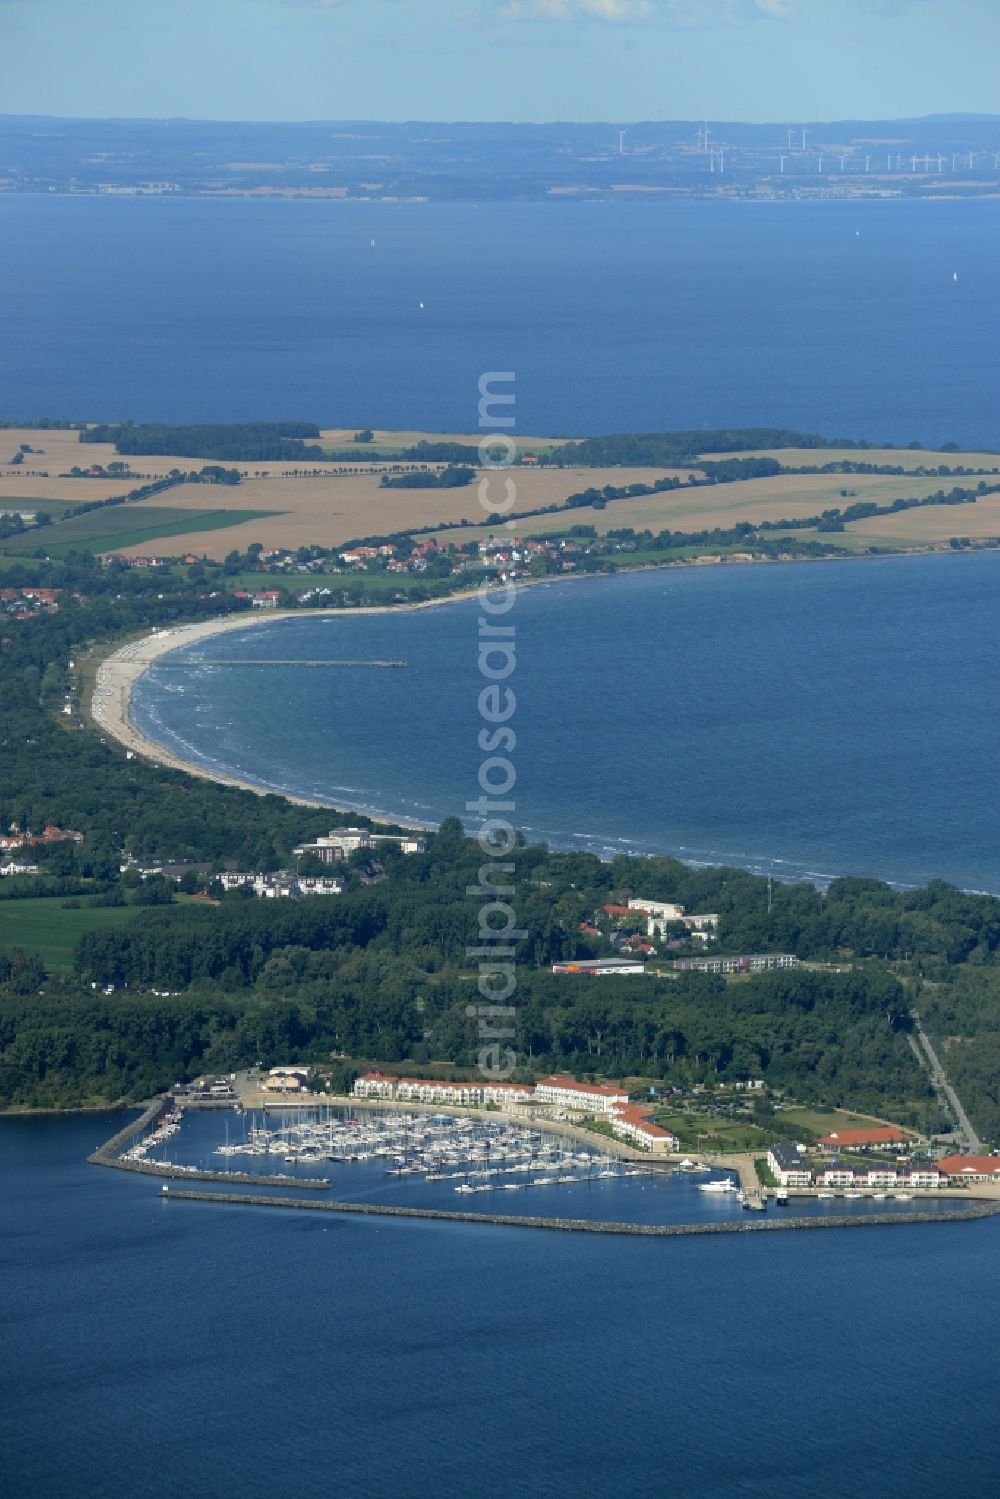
[629,898,684,921]
[533,1075,630,1116]
[352,1073,533,1108]
[767,1145,814,1186]
[610,1105,678,1154]
[293,828,427,864]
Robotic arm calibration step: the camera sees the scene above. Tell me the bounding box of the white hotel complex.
[353,1071,679,1154]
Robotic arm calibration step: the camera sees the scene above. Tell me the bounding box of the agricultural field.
[0,497,96,519]
[0,475,138,505]
[108,466,699,557]
[2,505,283,558]
[5,428,999,561]
[843,490,1000,545]
[427,472,969,546]
[0,897,146,973]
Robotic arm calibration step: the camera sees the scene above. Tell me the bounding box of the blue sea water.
[133,552,1000,892]
[7,192,1000,1494]
[2,1112,999,1499]
[1,195,999,444]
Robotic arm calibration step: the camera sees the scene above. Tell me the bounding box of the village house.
[0,824,83,852]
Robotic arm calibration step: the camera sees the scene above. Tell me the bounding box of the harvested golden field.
[428,473,965,544]
[704,445,1000,473]
[0,476,137,505]
[116,466,696,557]
[844,492,1000,544]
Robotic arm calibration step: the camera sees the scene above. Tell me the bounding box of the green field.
[0,496,88,518]
[653,1111,769,1153]
[0,896,147,972]
[2,506,285,558]
[775,1106,891,1138]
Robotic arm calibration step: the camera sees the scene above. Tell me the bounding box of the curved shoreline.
[88,597,475,824]
[86,556,1000,889]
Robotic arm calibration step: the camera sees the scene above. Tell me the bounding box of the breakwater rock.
[162,1190,1000,1236]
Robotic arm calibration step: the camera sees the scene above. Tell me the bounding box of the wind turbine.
[617,129,627,156]
[786,126,794,149]
[801,127,809,149]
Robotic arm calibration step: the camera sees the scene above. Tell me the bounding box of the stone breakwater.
[87,1097,329,1189]
[162,1190,1000,1236]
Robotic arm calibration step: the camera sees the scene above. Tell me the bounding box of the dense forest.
[82,422,325,462]
[1,551,999,1134]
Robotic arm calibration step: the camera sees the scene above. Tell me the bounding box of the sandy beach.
[88,602,463,824]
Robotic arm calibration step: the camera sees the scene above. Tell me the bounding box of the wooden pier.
[147,658,407,669]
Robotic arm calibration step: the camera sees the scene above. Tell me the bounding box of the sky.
[0,0,998,123]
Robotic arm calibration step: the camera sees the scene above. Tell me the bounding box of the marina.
[87,1100,987,1233]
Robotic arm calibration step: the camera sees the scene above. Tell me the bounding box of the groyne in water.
[87,1096,329,1189]
[161,1190,1000,1237]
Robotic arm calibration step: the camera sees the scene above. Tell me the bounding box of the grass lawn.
[653,1111,769,1153]
[776,1105,893,1137]
[0,897,147,972]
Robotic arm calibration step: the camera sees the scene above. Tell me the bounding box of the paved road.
[910,1011,982,1154]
